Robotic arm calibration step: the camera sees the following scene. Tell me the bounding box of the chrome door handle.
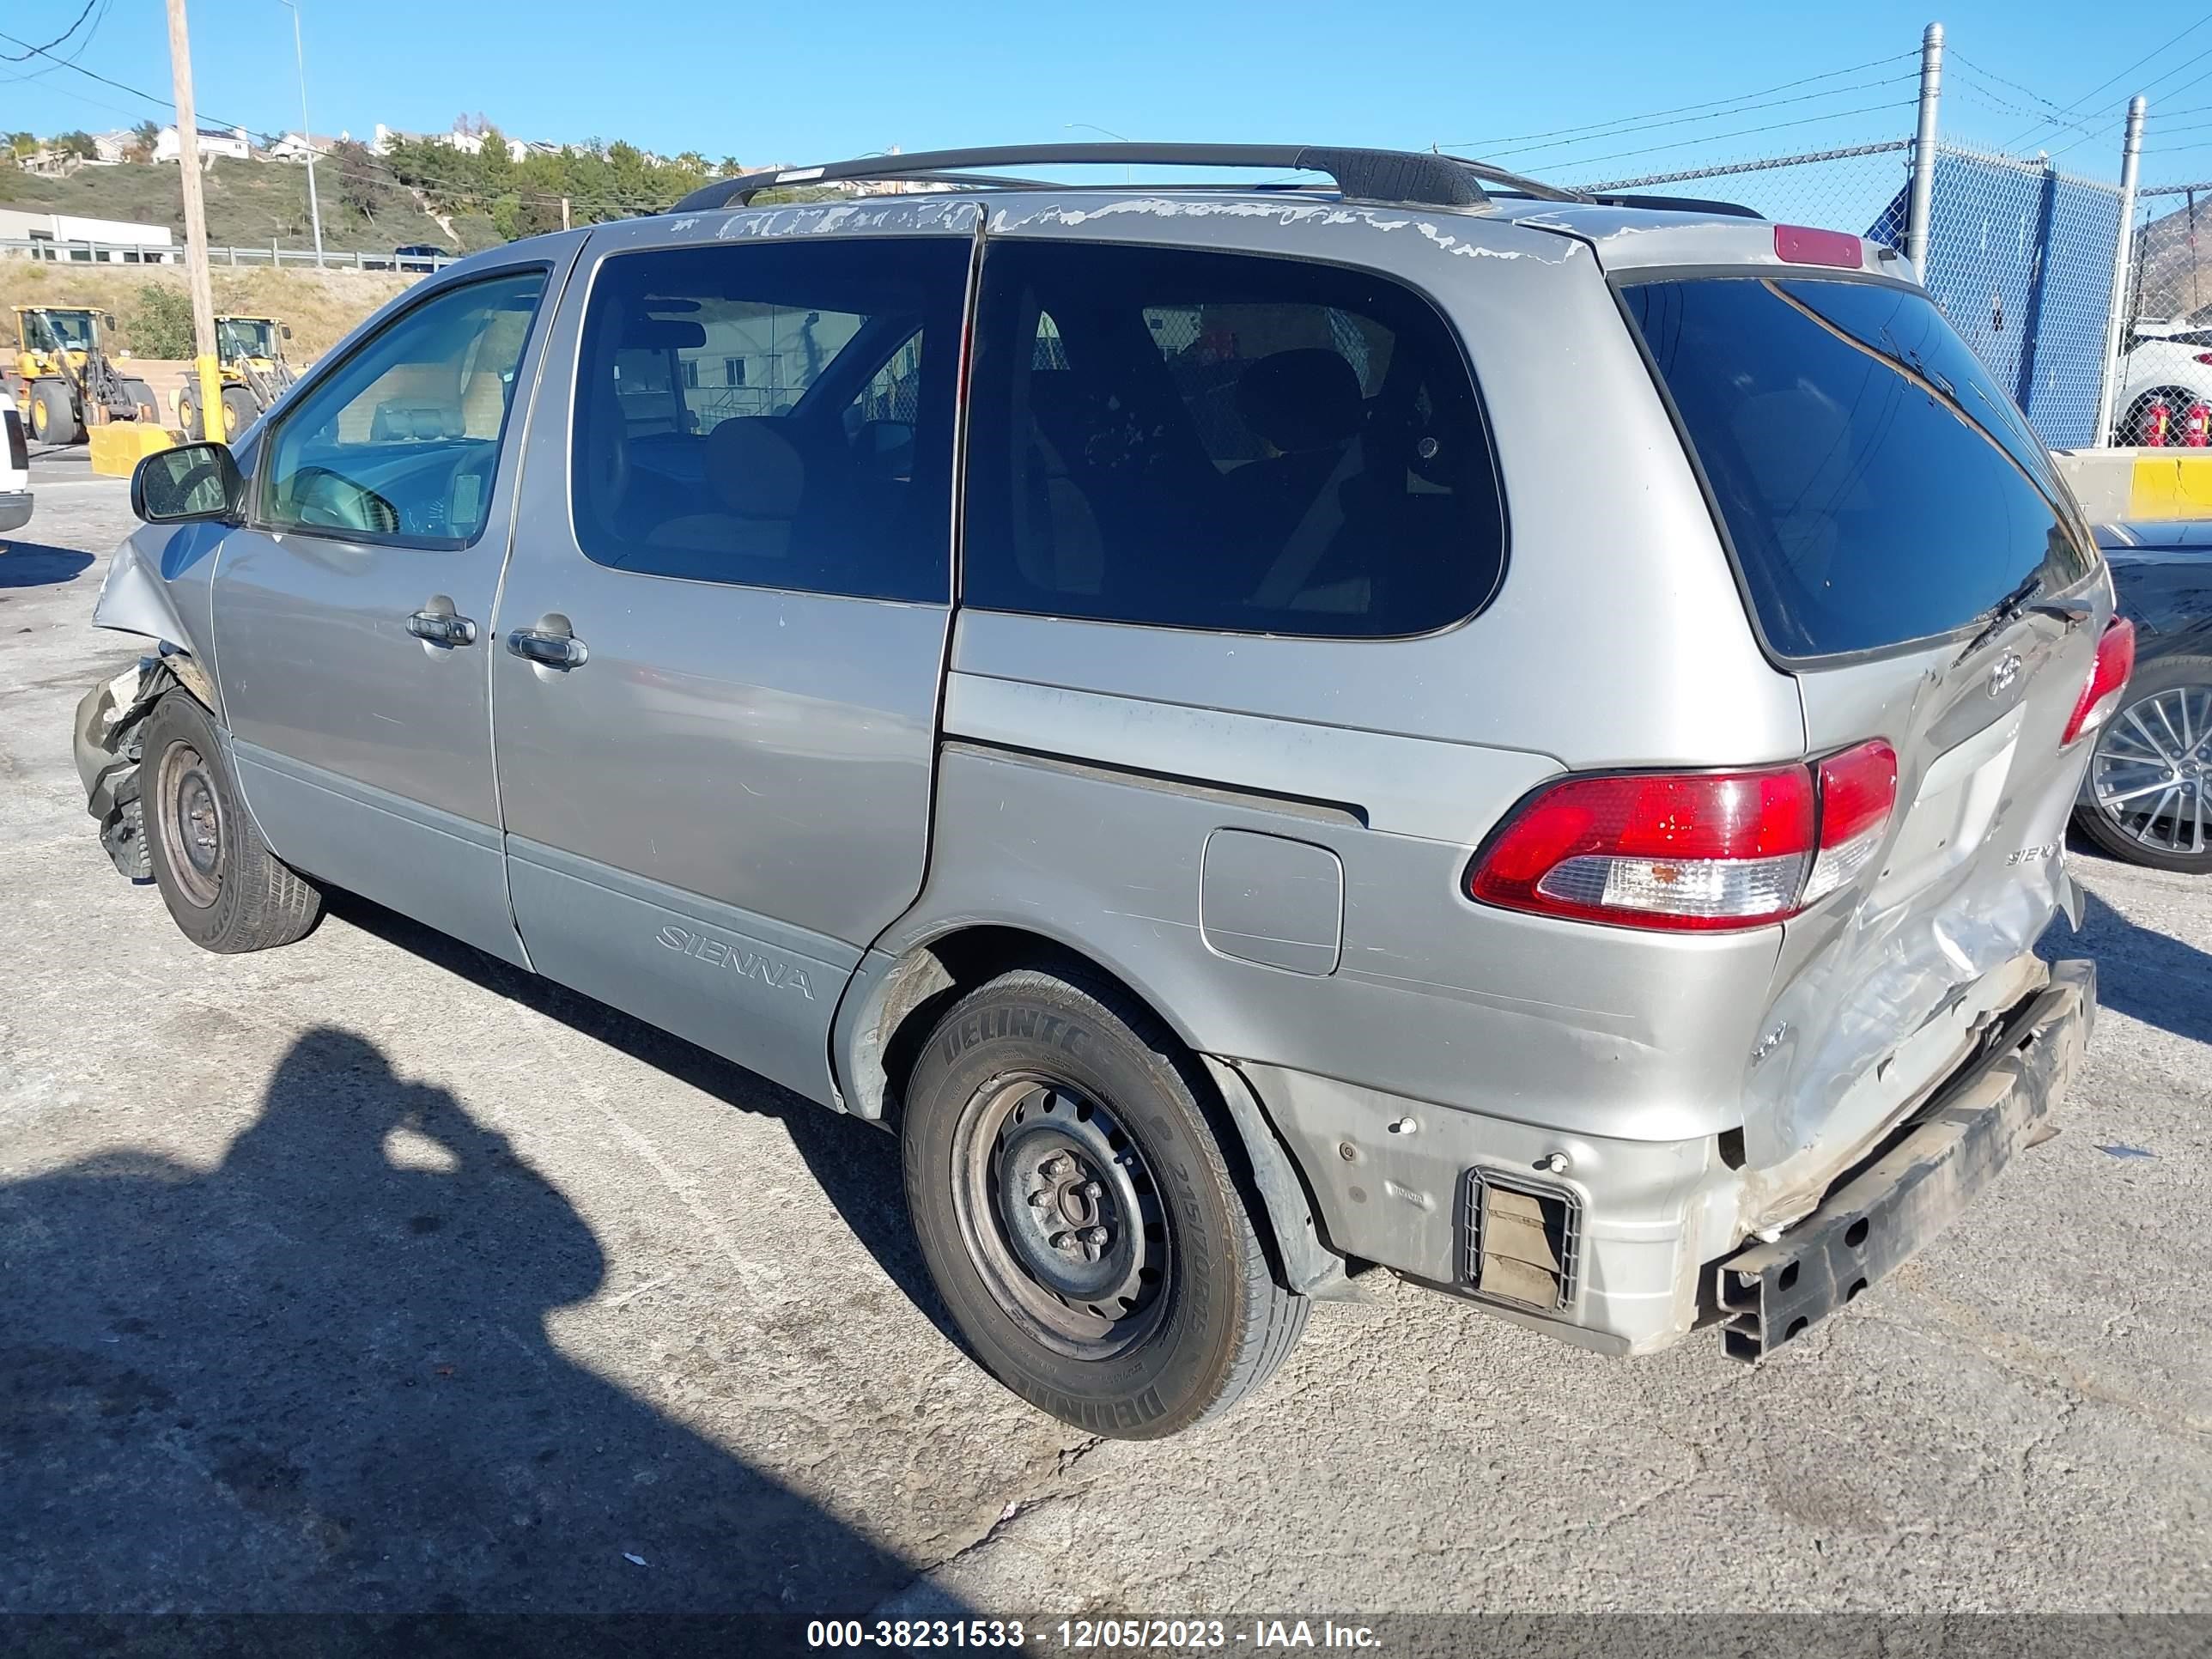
[507,628,589,669]
[406,610,477,647]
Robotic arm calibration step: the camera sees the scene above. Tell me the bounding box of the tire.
[2072,653,2212,873]
[31,380,77,445]
[902,967,1309,1439]
[121,378,160,423]
[175,389,204,441]
[141,692,324,952]
[220,386,260,441]
[2120,387,2198,447]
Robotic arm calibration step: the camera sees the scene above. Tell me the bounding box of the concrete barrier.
[87,422,176,478]
[2051,448,2212,523]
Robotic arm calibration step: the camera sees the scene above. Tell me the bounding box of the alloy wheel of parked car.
[2078,656,2212,872]
[2121,386,2199,446]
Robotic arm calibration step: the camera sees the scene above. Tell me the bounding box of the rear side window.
[964,241,1504,637]
[571,238,968,602]
[1625,276,2094,659]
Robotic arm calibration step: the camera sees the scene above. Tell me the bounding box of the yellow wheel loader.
[174,315,299,442]
[6,307,163,446]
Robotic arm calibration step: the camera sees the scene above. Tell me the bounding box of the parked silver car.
[77,144,2118,1438]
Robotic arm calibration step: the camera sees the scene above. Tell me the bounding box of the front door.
[210,257,570,964]
[490,205,975,1102]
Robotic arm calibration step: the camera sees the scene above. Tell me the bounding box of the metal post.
[165,0,224,442]
[1905,21,1944,275]
[2095,96,2148,447]
[279,1,324,266]
[560,196,571,232]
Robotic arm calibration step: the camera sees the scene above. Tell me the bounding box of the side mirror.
[132,441,245,525]
[103,313,118,330]
[280,325,293,340]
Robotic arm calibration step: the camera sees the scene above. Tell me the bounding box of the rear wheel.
[175,388,203,441]
[2074,654,2212,872]
[142,692,324,951]
[902,968,1308,1438]
[120,377,160,423]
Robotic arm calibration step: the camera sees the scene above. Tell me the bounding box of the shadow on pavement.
[2069,884,2212,1045]
[0,542,95,589]
[0,1024,941,1618]
[327,894,963,1352]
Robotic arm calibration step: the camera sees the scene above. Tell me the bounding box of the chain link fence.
[1568,128,2135,449]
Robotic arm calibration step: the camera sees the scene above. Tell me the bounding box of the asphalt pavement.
[2,446,2208,1625]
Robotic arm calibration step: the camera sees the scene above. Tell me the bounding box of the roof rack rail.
[673,143,1595,215]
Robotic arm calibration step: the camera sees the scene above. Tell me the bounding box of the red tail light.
[2063,617,2136,746]
[1467,742,1898,933]
[1773,225,1863,269]
[2193,353,2212,365]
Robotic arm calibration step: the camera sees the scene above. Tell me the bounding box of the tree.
[328,139,394,222]
[129,120,160,162]
[53,131,98,160]
[127,284,196,358]
[4,131,39,164]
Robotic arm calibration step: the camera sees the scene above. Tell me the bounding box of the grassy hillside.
[1,258,415,360]
[0,158,501,256]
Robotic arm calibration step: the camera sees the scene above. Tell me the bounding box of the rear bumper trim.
[1716,957,2094,1360]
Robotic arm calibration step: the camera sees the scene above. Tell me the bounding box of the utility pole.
[2094,96,2148,447]
[279,0,324,266]
[560,196,571,232]
[1905,21,1944,276]
[164,0,224,443]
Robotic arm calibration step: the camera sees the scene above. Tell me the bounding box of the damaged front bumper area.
[74,657,174,881]
[1714,957,2095,1359]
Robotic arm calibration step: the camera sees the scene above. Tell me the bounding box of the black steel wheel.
[142,692,325,951]
[902,967,1308,1438]
[950,1074,1171,1358]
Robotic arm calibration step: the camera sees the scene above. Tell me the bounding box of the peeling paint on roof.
[982,195,1569,261]
[712,197,980,240]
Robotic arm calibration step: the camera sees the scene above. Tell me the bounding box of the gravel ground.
[2,448,2207,1626]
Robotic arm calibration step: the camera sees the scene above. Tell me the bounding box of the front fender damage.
[75,653,209,881]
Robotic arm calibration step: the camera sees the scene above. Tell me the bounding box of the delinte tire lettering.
[654,922,813,1000]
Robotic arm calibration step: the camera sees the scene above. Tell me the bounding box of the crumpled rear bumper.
[1715,957,2095,1359]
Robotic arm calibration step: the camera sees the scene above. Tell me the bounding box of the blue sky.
[3,0,2200,191]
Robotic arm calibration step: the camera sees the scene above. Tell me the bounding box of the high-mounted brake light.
[1773,225,1863,270]
[1468,744,1899,933]
[2063,617,2136,746]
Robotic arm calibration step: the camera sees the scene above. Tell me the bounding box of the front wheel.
[2073,653,2212,872]
[142,692,324,951]
[902,968,1308,1438]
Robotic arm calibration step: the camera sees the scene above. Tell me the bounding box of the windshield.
[217,319,277,358]
[33,312,95,351]
[1624,276,2095,659]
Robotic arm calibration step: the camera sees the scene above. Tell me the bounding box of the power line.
[1,0,101,62]
[1532,100,1916,173]
[1480,74,1912,164]
[2002,10,2212,147]
[1436,50,1914,154]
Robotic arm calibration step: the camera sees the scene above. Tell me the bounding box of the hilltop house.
[155,125,254,165]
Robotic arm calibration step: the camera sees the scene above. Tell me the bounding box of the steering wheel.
[288,465,400,536]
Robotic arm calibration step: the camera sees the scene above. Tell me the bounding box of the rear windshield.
[1624,276,2094,659]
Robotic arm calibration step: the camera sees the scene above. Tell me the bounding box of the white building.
[372,121,559,163]
[155,125,253,165]
[0,208,176,263]
[268,131,349,163]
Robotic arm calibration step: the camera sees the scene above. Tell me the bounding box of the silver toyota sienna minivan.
[77,145,2116,1438]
